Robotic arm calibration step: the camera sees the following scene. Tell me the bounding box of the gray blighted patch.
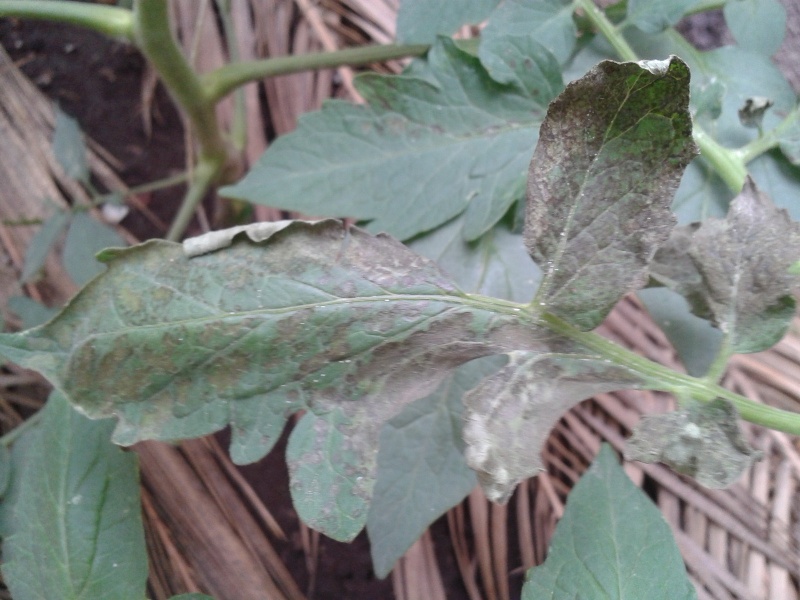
[625,398,761,488]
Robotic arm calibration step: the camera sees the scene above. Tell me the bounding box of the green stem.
[575,0,637,62]
[166,159,219,241]
[693,128,747,191]
[214,0,247,153]
[0,0,134,40]
[537,311,800,435]
[203,43,431,104]
[734,106,800,164]
[703,337,732,383]
[132,0,231,240]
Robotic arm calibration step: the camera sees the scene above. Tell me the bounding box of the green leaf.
[671,159,732,224]
[0,417,42,540]
[0,443,10,499]
[408,215,541,302]
[724,0,786,57]
[625,398,761,488]
[0,221,556,541]
[396,0,499,43]
[650,178,800,353]
[463,350,649,503]
[367,356,504,577]
[221,38,560,241]
[20,209,71,283]
[7,296,59,330]
[525,57,697,330]
[1,392,147,600]
[522,444,696,600]
[481,0,578,65]
[772,108,800,168]
[637,288,723,377]
[53,106,89,183]
[626,0,699,33]
[287,410,370,541]
[749,150,800,220]
[63,211,127,287]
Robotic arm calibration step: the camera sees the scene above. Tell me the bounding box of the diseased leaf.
[2,392,147,600]
[522,444,696,600]
[367,356,504,577]
[650,178,800,353]
[222,38,560,241]
[169,595,215,600]
[625,398,761,487]
[396,0,499,43]
[724,0,786,57]
[626,0,699,33]
[477,25,563,93]
[480,0,578,66]
[463,349,649,503]
[20,209,70,283]
[525,57,697,330]
[63,211,127,286]
[53,106,89,183]
[0,221,560,541]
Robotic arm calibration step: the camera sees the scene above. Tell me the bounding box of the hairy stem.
[0,0,134,40]
[132,0,231,240]
[535,311,800,435]
[203,43,431,104]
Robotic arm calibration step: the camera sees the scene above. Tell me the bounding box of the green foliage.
[521,445,697,599]
[723,0,786,57]
[3,0,800,595]
[396,0,499,43]
[53,107,90,184]
[221,37,563,241]
[1,393,146,600]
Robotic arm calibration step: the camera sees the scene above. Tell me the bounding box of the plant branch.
[735,106,800,164]
[132,0,232,240]
[0,0,134,40]
[203,43,431,104]
[535,311,800,435]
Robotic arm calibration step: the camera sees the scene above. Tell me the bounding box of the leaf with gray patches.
[463,349,649,503]
[625,398,761,488]
[650,177,800,353]
[525,56,697,330]
[0,220,561,541]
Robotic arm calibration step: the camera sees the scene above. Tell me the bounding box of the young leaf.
[366,356,504,578]
[396,0,499,43]
[463,350,650,503]
[723,0,787,57]
[20,209,71,283]
[53,106,90,183]
[221,37,561,241]
[63,211,127,286]
[625,398,760,488]
[480,0,578,66]
[0,221,560,541]
[625,0,698,34]
[650,178,800,354]
[2,392,147,600]
[525,57,697,330]
[522,444,696,600]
